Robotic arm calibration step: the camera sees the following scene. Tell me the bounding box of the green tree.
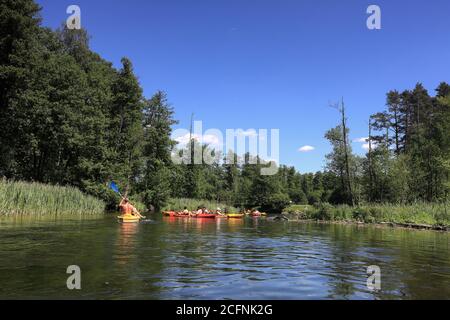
[138,91,177,210]
[108,57,144,194]
[324,125,357,205]
[0,0,42,177]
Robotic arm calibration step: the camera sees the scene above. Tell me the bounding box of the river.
[0,214,448,299]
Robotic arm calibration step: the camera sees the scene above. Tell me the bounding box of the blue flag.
[109,181,120,194]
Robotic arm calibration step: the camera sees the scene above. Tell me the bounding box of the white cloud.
[261,157,278,164]
[354,137,368,143]
[174,133,222,147]
[174,133,193,145]
[362,141,378,150]
[236,129,258,137]
[203,134,221,145]
[298,145,315,152]
[354,137,378,150]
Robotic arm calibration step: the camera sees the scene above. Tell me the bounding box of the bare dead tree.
[330,98,355,206]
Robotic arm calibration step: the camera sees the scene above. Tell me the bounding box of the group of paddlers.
[176,206,229,216]
[175,206,263,217]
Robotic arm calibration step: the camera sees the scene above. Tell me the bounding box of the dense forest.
[0,0,177,210]
[1,0,449,213]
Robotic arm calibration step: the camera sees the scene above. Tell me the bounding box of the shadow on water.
[0,214,448,299]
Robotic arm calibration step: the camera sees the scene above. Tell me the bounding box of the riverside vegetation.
[0,179,105,216]
[1,1,449,228]
[284,203,449,228]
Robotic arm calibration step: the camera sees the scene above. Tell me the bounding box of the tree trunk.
[368,119,374,202]
[341,99,355,206]
[393,109,400,155]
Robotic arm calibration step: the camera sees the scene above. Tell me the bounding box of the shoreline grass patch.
[284,202,450,227]
[0,179,105,216]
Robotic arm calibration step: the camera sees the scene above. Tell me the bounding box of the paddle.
[109,181,123,198]
[109,181,146,219]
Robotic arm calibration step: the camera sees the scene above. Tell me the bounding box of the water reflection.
[0,215,448,299]
[117,222,139,249]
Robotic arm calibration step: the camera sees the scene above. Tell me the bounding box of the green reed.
[284,202,450,227]
[0,179,105,216]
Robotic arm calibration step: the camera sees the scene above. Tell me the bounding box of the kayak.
[117,215,140,223]
[227,213,244,219]
[162,211,177,217]
[252,213,267,217]
[192,214,216,219]
[173,213,190,218]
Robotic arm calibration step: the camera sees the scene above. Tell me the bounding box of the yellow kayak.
[227,213,244,219]
[117,215,141,223]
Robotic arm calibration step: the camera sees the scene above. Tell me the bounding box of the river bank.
[277,217,450,232]
[283,203,450,231]
[2,179,449,233]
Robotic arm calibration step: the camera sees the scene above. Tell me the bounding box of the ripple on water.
[0,216,449,299]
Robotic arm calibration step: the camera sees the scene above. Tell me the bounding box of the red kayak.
[162,211,177,217]
[173,213,190,218]
[192,214,216,219]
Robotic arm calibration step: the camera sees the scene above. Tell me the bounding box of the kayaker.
[251,209,261,216]
[182,207,189,215]
[194,206,203,216]
[202,207,209,214]
[216,207,225,216]
[119,198,143,218]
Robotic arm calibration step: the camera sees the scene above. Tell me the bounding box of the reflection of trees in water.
[324,224,366,299]
[359,227,450,299]
[2,215,448,299]
[158,217,221,292]
[109,218,168,299]
[386,229,450,299]
[321,224,450,299]
[322,224,409,299]
[160,217,263,288]
[108,216,450,299]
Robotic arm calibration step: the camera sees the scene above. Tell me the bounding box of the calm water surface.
[0,214,449,299]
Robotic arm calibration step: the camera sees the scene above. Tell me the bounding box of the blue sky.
[36,0,450,172]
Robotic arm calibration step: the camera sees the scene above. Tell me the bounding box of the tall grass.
[162,198,238,212]
[285,202,450,227]
[0,179,105,216]
[284,204,312,215]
